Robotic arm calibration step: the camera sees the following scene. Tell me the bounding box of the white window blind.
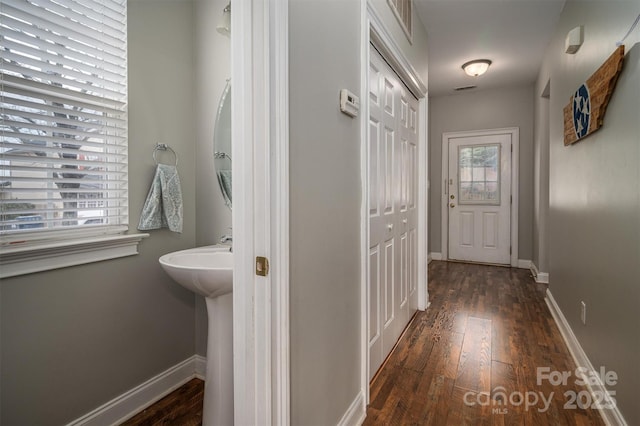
[0,0,128,246]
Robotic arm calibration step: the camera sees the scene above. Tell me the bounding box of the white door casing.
[361,1,429,410]
[232,0,289,425]
[441,128,519,267]
[368,46,419,380]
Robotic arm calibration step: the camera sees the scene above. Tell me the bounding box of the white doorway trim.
[232,0,289,425]
[440,127,519,267]
[360,0,428,406]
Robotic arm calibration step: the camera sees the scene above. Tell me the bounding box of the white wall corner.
[530,262,549,284]
[66,356,202,426]
[427,253,432,264]
[517,259,532,269]
[545,290,628,426]
[336,390,366,426]
[430,252,443,261]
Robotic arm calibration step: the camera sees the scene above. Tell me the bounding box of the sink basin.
[159,245,232,298]
[159,244,234,425]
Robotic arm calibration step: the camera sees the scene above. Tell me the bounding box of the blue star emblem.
[572,84,590,139]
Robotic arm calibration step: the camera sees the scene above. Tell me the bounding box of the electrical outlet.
[580,301,587,325]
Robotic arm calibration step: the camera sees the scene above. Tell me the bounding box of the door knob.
[450,203,455,208]
[387,223,393,230]
[402,219,408,224]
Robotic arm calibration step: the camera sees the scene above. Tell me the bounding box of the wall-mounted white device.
[565,26,584,54]
[340,89,359,118]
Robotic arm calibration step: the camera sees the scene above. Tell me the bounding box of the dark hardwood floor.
[364,261,606,425]
[120,261,605,425]
[120,378,204,426]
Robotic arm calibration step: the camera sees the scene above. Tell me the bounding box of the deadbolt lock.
[450,195,455,200]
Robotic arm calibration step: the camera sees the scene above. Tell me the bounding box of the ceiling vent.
[454,85,477,91]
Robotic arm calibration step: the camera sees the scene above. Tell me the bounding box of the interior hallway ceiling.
[415,0,566,96]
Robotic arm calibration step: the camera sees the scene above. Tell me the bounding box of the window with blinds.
[0,0,128,246]
[388,0,413,43]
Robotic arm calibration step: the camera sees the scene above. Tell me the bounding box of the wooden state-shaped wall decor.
[563,45,625,146]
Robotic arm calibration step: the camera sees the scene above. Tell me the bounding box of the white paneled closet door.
[368,45,419,380]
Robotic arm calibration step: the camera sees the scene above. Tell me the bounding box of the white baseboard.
[67,355,205,426]
[429,253,530,269]
[336,390,365,426]
[429,252,443,261]
[530,262,549,284]
[545,290,627,426]
[194,354,207,379]
[517,259,531,269]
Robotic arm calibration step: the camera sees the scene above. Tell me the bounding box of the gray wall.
[428,86,534,261]
[194,0,232,356]
[288,1,429,423]
[0,1,199,424]
[538,1,640,423]
[289,1,362,423]
[194,0,232,252]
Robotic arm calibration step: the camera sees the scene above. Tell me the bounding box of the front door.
[368,46,419,380]
[447,133,512,265]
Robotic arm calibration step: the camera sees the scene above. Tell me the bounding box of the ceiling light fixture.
[462,59,492,77]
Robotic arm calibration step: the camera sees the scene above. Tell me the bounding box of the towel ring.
[153,143,178,166]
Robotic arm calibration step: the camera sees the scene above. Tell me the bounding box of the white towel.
[138,164,183,233]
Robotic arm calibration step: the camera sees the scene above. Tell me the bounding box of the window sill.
[0,233,150,279]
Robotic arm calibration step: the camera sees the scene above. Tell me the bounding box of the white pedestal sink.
[159,245,233,426]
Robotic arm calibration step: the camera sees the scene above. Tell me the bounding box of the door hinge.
[256,256,270,277]
[510,195,513,204]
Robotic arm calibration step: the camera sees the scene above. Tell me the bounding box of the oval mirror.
[214,80,232,209]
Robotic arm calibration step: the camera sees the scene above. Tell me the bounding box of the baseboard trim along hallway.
[545,290,627,426]
[428,253,532,270]
[530,262,550,284]
[429,252,443,262]
[336,390,366,426]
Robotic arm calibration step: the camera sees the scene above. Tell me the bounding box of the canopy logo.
[463,366,619,414]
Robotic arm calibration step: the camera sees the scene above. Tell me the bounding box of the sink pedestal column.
[202,292,234,425]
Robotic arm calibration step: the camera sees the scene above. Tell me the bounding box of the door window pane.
[458,144,500,204]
